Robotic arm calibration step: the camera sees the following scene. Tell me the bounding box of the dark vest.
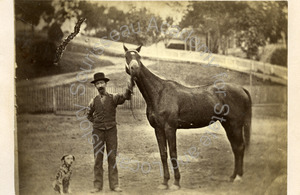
[93,94,117,130]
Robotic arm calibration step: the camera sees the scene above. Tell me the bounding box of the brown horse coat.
[124,45,252,188]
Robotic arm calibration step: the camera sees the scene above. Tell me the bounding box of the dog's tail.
[52,181,60,193]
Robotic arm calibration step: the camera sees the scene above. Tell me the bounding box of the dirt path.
[16,54,156,89]
[17,110,286,195]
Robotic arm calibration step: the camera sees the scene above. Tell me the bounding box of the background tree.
[78,5,165,45]
[15,0,55,34]
[235,1,287,59]
[251,1,287,44]
[234,3,266,59]
[180,1,287,59]
[105,7,127,33]
[51,0,80,25]
[15,0,79,77]
[76,4,127,39]
[125,7,163,45]
[77,2,106,35]
[180,1,242,53]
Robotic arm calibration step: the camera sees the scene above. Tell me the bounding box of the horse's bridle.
[124,49,141,121]
[125,50,141,68]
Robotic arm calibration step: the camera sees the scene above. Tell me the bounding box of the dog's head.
[61,154,75,167]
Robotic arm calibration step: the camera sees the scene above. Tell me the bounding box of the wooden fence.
[16,86,145,114]
[16,85,287,116]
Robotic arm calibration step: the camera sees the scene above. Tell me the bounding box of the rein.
[125,50,141,121]
[129,80,141,121]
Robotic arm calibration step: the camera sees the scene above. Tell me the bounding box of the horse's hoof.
[157,184,168,190]
[169,184,180,190]
[233,175,243,183]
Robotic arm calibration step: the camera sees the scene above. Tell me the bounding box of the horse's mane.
[142,62,212,89]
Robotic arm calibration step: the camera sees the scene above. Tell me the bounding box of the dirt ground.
[16,109,287,195]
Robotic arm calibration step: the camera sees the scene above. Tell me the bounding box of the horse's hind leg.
[224,123,245,182]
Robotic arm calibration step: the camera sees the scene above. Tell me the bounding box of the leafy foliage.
[180,2,244,53]
[270,48,287,67]
[124,7,163,45]
[76,3,164,45]
[15,0,55,27]
[180,1,287,59]
[47,23,63,41]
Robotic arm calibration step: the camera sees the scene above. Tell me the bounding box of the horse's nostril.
[131,67,133,69]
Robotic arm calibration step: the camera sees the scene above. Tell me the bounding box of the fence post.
[53,86,57,114]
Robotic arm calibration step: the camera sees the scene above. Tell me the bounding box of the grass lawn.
[16,51,113,80]
[107,60,277,88]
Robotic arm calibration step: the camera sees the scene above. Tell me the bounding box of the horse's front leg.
[165,124,181,189]
[155,128,170,189]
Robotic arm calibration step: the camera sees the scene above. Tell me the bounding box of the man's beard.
[97,87,105,94]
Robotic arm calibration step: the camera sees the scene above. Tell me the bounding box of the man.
[87,72,134,193]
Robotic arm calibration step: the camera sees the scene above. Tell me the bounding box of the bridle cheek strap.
[125,50,141,76]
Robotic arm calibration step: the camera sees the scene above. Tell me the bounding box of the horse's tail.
[243,88,252,149]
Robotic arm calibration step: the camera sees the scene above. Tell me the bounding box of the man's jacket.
[87,90,131,130]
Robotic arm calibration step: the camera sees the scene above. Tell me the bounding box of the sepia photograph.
[14,1,288,194]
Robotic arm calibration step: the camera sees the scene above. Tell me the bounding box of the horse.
[123,45,252,190]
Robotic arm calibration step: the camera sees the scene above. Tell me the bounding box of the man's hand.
[127,77,135,92]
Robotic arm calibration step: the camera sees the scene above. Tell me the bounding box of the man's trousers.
[92,127,118,190]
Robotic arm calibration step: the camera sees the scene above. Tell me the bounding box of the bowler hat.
[91,72,110,83]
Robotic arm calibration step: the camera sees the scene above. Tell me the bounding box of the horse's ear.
[136,44,143,52]
[123,43,128,52]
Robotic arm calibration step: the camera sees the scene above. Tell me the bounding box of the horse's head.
[123,44,143,77]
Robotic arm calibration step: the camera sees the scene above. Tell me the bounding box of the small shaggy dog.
[52,155,75,194]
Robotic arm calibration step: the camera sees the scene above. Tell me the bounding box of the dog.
[52,155,75,194]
